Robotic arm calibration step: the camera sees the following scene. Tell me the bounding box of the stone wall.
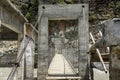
[104,18,120,80]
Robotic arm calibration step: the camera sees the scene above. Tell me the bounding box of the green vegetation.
[11,0,38,25]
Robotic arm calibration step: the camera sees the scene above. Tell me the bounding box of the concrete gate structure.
[0,0,38,80]
[1,0,120,80]
[38,4,89,80]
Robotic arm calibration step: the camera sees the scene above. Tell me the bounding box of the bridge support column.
[16,24,35,80]
[38,17,48,80]
[78,6,89,80]
[24,39,34,80]
[24,23,36,80]
[16,34,24,80]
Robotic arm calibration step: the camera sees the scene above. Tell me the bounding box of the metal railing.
[90,32,108,73]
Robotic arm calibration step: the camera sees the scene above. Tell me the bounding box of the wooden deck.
[47,53,81,79]
[46,76,81,80]
[0,67,16,80]
[48,53,77,76]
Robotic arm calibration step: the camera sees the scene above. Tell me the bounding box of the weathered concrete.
[38,4,89,80]
[16,36,27,80]
[39,4,88,20]
[25,40,34,80]
[24,24,37,80]
[78,5,89,80]
[0,0,27,33]
[16,23,37,80]
[0,0,37,80]
[38,17,49,80]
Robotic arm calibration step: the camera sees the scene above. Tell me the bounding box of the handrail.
[63,52,78,75]
[7,37,30,80]
[7,6,45,80]
[90,32,108,73]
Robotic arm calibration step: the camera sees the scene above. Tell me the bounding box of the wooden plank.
[0,67,16,80]
[46,76,81,80]
[48,54,76,76]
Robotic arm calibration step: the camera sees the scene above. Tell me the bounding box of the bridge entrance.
[38,4,89,80]
[48,20,78,76]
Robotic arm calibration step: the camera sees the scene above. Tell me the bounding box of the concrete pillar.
[25,39,34,80]
[38,17,48,80]
[16,34,25,80]
[110,45,120,80]
[78,5,89,80]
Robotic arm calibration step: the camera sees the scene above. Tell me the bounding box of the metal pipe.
[7,7,45,80]
[90,32,108,73]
